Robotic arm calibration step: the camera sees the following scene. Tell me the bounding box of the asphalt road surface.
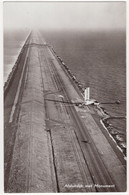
[4,31,126,192]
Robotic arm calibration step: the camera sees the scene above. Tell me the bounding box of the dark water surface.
[4,30,28,82]
[43,30,126,154]
[43,30,126,132]
[4,30,126,152]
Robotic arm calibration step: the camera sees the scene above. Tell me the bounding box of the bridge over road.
[4,31,126,192]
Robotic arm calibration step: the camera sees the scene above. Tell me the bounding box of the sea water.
[4,30,28,82]
[4,29,126,153]
[43,30,126,154]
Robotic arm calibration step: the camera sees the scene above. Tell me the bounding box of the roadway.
[4,31,126,192]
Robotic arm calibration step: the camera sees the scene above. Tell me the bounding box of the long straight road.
[4,31,126,192]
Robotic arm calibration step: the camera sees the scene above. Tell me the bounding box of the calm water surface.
[4,30,28,82]
[4,30,126,151]
[43,30,126,134]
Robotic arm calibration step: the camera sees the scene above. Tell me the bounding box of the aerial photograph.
[4,1,126,193]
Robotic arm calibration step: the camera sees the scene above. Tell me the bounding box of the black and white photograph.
[3,0,126,193]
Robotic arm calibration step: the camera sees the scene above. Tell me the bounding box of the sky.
[4,1,126,31]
